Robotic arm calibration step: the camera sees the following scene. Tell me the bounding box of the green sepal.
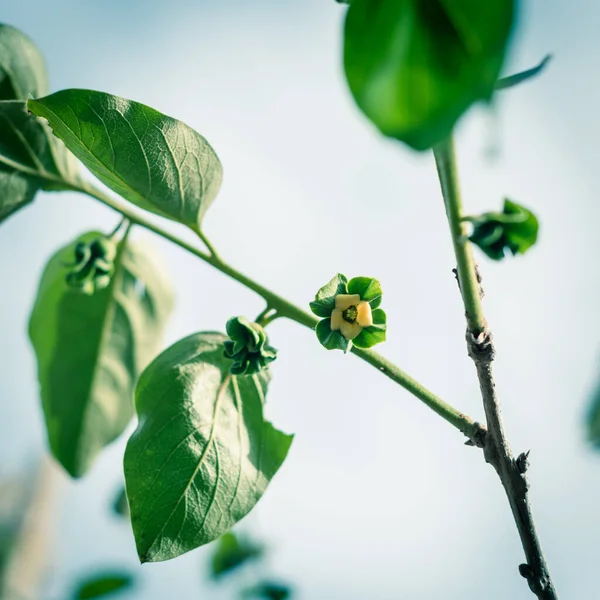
[468,199,539,260]
[64,234,118,295]
[495,55,552,91]
[352,308,387,349]
[315,318,351,353]
[347,276,383,309]
[224,316,277,376]
[309,273,348,318]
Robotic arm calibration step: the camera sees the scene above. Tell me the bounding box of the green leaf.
[309,273,348,318]
[347,276,383,309]
[124,332,293,563]
[343,0,515,150]
[73,572,133,599]
[0,26,80,222]
[0,100,82,222]
[112,486,129,519]
[495,55,552,91]
[242,581,293,600]
[0,24,48,101]
[210,531,264,579]
[29,231,174,477]
[315,318,351,352]
[352,308,387,349]
[468,199,539,260]
[28,89,223,229]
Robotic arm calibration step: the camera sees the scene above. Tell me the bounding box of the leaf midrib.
[73,231,132,473]
[144,372,233,559]
[29,99,181,225]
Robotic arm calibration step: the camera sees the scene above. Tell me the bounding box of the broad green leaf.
[0,25,80,222]
[496,55,551,91]
[347,276,383,309]
[468,199,538,260]
[124,332,293,563]
[242,581,293,600]
[73,572,133,599]
[309,273,348,318]
[315,318,351,352]
[344,0,515,150]
[210,531,264,580]
[28,89,223,229]
[29,231,174,477]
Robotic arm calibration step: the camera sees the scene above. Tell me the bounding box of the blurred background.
[1,0,600,598]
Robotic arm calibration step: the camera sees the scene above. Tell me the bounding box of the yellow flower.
[330,293,373,340]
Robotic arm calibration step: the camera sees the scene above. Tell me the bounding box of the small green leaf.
[29,231,174,477]
[242,581,293,600]
[210,531,264,579]
[347,276,383,309]
[0,26,80,222]
[315,318,351,352]
[352,308,387,349]
[73,572,133,599]
[468,199,539,260]
[124,332,293,563]
[495,55,552,91]
[28,89,223,229]
[112,486,129,519]
[343,0,515,150]
[309,273,348,318]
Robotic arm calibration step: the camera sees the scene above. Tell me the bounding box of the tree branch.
[74,180,484,442]
[433,137,559,600]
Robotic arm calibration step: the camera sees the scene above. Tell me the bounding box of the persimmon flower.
[310,274,387,352]
[330,293,373,340]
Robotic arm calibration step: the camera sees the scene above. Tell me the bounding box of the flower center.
[342,305,358,323]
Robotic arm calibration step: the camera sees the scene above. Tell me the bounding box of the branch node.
[464,422,487,448]
[466,329,495,363]
[516,450,531,474]
[519,563,534,580]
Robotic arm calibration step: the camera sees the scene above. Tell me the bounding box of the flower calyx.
[224,316,277,376]
[64,235,117,295]
[466,199,539,261]
[310,274,386,352]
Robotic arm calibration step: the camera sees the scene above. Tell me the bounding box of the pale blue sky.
[1,1,600,599]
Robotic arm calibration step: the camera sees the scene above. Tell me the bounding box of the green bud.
[468,199,539,261]
[64,235,118,295]
[224,317,277,376]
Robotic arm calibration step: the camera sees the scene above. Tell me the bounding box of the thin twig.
[433,137,559,600]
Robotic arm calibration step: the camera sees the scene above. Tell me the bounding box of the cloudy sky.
[1,1,599,599]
